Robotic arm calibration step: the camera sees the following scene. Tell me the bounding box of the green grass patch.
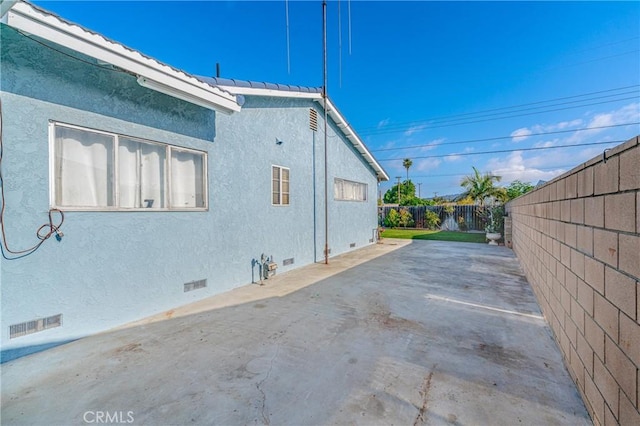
[381,229,486,243]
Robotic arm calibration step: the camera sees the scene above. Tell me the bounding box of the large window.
[334,178,367,201]
[51,123,207,210]
[272,165,290,206]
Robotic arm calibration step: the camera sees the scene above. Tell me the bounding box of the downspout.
[322,0,329,265]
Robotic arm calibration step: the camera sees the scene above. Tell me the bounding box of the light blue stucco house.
[0,1,388,361]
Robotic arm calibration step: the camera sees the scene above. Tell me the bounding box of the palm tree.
[459,167,504,206]
[402,158,413,182]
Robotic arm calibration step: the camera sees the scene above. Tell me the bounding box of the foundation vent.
[309,108,318,131]
[283,258,294,266]
[10,314,62,339]
[184,279,207,292]
[350,242,356,248]
[369,238,374,243]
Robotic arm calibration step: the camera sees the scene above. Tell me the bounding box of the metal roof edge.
[3,1,240,114]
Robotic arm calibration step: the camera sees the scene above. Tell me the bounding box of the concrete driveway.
[1,239,590,425]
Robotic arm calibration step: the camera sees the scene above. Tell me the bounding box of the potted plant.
[485,205,504,245]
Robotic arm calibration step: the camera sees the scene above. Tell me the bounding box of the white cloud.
[403,124,429,137]
[510,128,532,142]
[486,151,566,184]
[414,158,442,171]
[377,118,390,128]
[565,102,639,144]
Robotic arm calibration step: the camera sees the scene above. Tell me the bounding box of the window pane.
[54,126,114,207]
[282,193,290,205]
[272,192,280,204]
[119,138,166,208]
[281,168,289,181]
[272,166,280,180]
[282,180,290,193]
[170,149,205,208]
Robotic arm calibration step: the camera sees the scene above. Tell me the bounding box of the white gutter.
[2,1,240,114]
[320,98,390,182]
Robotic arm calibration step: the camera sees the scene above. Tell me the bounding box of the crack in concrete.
[413,366,436,426]
[256,346,280,425]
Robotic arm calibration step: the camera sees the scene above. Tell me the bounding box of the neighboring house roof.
[0,0,240,114]
[200,76,390,182]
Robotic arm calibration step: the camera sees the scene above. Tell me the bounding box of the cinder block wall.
[507,136,639,425]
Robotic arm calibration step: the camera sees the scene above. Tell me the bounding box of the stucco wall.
[0,25,379,361]
[508,136,639,425]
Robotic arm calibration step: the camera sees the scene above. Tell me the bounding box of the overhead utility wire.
[378,140,625,162]
[362,90,638,134]
[363,95,639,136]
[409,165,575,179]
[370,122,640,152]
[358,85,639,134]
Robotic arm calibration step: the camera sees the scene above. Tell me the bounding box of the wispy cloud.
[377,118,390,129]
[403,124,429,137]
[510,128,532,142]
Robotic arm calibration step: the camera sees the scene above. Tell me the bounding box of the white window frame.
[271,165,290,206]
[49,121,208,211]
[334,178,368,202]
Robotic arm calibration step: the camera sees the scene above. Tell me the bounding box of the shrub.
[384,209,400,228]
[424,210,441,230]
[399,208,415,228]
[457,216,468,231]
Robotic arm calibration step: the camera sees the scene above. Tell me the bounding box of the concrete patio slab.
[1,239,590,425]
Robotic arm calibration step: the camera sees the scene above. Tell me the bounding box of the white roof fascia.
[216,85,323,100]
[213,83,388,181]
[3,1,240,114]
[319,98,390,182]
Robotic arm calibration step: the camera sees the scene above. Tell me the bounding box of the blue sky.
[32,1,640,197]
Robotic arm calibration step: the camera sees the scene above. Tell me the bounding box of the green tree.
[504,180,534,200]
[383,180,415,204]
[403,158,413,182]
[460,167,505,206]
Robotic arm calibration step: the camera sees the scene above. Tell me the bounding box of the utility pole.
[323,0,329,265]
[418,182,422,198]
[396,176,402,206]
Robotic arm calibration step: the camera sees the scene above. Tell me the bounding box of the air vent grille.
[283,258,294,266]
[10,314,62,339]
[184,279,207,292]
[309,108,318,131]
[350,243,356,248]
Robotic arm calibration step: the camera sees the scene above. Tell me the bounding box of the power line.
[370,122,640,152]
[408,165,575,179]
[378,140,625,162]
[359,85,639,135]
[362,94,638,136]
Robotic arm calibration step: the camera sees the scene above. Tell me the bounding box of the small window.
[272,165,290,206]
[334,178,367,201]
[51,122,207,210]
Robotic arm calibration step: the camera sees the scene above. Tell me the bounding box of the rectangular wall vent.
[309,108,318,132]
[283,258,294,266]
[350,242,356,248]
[10,314,62,339]
[184,279,207,292]
[369,238,374,243]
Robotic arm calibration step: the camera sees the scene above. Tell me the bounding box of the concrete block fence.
[507,136,639,425]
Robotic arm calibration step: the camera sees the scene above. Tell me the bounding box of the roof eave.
[2,1,240,114]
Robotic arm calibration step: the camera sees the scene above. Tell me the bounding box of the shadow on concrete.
[1,240,590,425]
